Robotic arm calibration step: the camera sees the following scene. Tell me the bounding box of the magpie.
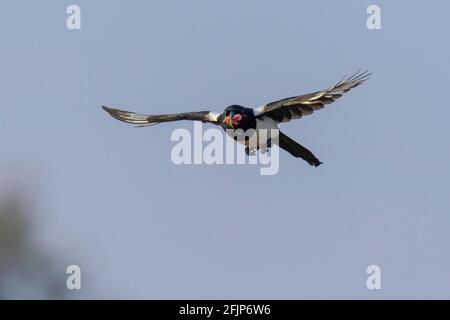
[102,70,370,167]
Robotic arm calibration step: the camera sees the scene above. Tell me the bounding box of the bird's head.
[223,105,244,128]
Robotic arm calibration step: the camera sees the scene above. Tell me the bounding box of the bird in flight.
[102,70,370,167]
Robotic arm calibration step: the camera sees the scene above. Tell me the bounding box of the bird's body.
[103,70,370,167]
[219,105,279,153]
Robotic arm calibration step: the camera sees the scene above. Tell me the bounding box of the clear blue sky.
[1,0,450,298]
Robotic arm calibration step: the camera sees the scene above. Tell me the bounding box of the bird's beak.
[223,116,233,128]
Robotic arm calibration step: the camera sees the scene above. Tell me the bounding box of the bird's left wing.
[254,70,370,123]
[102,106,221,127]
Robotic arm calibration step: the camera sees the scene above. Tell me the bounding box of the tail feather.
[278,131,322,167]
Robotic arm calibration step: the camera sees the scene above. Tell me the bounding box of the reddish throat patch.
[232,114,242,125]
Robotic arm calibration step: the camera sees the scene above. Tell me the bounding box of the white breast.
[225,116,279,149]
[256,116,279,132]
[226,116,278,149]
[254,116,279,147]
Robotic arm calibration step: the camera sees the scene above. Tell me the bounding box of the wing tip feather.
[101,105,154,126]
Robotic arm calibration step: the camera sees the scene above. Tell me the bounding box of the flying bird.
[102,70,370,166]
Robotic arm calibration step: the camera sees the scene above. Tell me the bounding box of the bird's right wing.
[102,106,221,127]
[254,70,370,123]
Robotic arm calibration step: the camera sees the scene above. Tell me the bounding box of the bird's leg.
[245,147,257,156]
[259,139,272,154]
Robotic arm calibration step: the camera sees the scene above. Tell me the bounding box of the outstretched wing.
[254,70,371,123]
[102,106,221,127]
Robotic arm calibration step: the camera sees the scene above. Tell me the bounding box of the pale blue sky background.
[1,0,450,299]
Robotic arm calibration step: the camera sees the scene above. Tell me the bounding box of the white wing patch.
[206,112,220,123]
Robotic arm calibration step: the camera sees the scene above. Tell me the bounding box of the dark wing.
[102,106,221,127]
[254,70,371,123]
